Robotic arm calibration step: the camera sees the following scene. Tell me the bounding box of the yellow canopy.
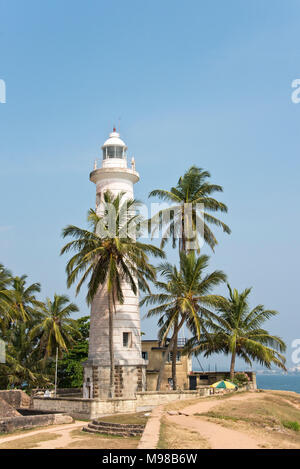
[211,380,236,389]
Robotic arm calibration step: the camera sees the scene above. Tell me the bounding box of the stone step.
[82,426,142,437]
[91,420,144,430]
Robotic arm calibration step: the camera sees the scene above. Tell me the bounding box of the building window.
[142,351,148,360]
[167,352,181,362]
[123,332,132,348]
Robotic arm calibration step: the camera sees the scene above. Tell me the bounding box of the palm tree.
[10,275,43,321]
[140,251,226,390]
[148,167,230,389]
[30,294,79,360]
[185,284,286,380]
[61,191,164,397]
[2,320,51,390]
[0,264,13,328]
[149,166,231,253]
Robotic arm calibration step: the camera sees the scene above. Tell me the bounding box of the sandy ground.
[0,421,84,449]
[165,392,266,449]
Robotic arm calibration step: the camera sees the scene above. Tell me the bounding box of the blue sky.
[1,0,300,371]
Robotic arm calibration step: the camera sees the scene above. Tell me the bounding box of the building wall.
[88,284,144,366]
[189,371,257,388]
[142,340,192,391]
[0,390,31,409]
[83,364,145,399]
[33,389,208,419]
[0,413,73,433]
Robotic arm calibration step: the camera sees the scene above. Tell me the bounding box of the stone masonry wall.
[0,390,31,409]
[33,389,210,419]
[0,413,73,433]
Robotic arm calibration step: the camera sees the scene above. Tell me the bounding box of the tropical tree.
[148,167,230,388]
[30,294,80,360]
[185,284,286,380]
[149,166,231,253]
[61,191,164,397]
[10,275,43,321]
[0,264,13,328]
[57,316,90,388]
[140,251,226,390]
[1,319,51,390]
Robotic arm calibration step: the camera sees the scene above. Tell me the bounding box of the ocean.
[256,374,300,393]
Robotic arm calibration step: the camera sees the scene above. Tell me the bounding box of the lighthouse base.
[83,362,146,399]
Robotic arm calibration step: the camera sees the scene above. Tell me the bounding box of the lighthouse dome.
[102,128,127,160]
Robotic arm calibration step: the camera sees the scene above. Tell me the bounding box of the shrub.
[232,372,249,388]
[282,420,300,432]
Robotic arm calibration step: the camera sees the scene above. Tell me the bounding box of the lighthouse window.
[123,332,132,348]
[115,146,123,158]
[104,146,123,159]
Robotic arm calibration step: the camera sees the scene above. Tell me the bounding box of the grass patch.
[96,412,148,426]
[0,426,47,439]
[0,432,60,449]
[197,411,241,423]
[64,428,139,449]
[282,421,300,432]
[157,416,210,449]
[199,395,300,429]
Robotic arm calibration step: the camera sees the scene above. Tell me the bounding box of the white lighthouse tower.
[83,129,146,399]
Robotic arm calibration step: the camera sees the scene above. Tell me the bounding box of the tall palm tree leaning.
[61,191,164,397]
[140,251,226,390]
[184,284,286,380]
[148,166,231,253]
[148,166,231,388]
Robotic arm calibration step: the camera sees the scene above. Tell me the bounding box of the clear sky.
[1,0,300,371]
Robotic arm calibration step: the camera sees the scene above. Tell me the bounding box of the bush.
[232,372,249,388]
[282,420,300,432]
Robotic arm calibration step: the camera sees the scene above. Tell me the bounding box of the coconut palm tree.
[30,294,79,360]
[0,264,13,328]
[10,275,44,321]
[149,166,231,253]
[140,251,226,390]
[185,284,286,380]
[148,167,230,389]
[2,320,51,390]
[61,191,164,397]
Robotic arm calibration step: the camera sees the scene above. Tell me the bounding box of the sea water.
[256,374,300,393]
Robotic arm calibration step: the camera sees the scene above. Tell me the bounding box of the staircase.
[83,419,145,437]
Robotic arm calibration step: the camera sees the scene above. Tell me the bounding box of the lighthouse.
[83,129,146,399]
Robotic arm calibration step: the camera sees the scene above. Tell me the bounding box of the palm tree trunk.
[171,322,178,390]
[181,209,186,253]
[230,350,236,381]
[108,292,114,398]
[156,315,185,391]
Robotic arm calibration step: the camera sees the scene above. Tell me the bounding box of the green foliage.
[57,316,90,388]
[232,372,249,388]
[141,251,226,389]
[149,166,231,252]
[0,263,82,390]
[61,191,164,396]
[282,420,300,431]
[185,284,286,375]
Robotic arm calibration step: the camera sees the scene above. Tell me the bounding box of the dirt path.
[0,421,84,449]
[138,405,164,449]
[165,392,265,449]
